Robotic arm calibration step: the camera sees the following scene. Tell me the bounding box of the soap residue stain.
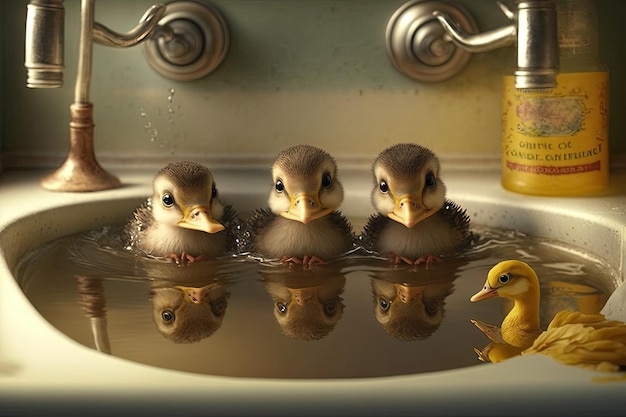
[15,223,617,379]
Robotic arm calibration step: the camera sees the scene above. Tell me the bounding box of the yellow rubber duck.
[471,260,626,372]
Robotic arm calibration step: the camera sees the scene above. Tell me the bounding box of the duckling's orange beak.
[393,283,425,304]
[290,287,318,305]
[177,205,225,233]
[281,193,333,224]
[388,195,437,228]
[176,284,215,304]
[470,281,498,302]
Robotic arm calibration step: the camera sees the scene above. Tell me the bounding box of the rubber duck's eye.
[161,309,175,323]
[275,180,285,193]
[425,172,436,189]
[212,184,218,199]
[499,273,511,284]
[323,301,338,317]
[276,302,288,314]
[211,298,227,316]
[162,193,175,207]
[321,173,333,189]
[379,180,389,193]
[379,297,391,312]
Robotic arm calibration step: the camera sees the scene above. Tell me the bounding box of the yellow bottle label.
[501,72,609,196]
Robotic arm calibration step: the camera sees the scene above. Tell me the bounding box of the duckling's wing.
[220,203,241,254]
[471,318,505,344]
[124,198,153,253]
[359,213,391,254]
[237,208,275,253]
[524,311,626,371]
[328,210,358,249]
[439,199,471,242]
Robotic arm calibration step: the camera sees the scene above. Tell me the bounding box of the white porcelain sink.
[1,167,625,416]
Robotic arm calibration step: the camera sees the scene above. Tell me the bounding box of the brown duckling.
[360,143,470,265]
[243,144,355,268]
[125,161,238,264]
[261,269,346,340]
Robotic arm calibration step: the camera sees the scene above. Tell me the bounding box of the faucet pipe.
[432,5,516,53]
[36,0,229,191]
[92,5,166,48]
[25,0,65,88]
[76,1,166,103]
[514,1,559,90]
[434,0,559,90]
[40,0,169,191]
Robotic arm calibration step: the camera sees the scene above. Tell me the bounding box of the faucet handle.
[143,0,230,81]
[386,0,478,83]
[92,1,230,82]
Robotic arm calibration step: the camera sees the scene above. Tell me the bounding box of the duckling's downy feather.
[126,201,238,258]
[243,208,355,260]
[124,161,239,260]
[360,200,470,258]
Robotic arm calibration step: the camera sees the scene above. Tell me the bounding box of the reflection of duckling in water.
[125,161,238,265]
[360,143,470,265]
[243,145,355,268]
[261,268,346,340]
[471,260,626,372]
[370,266,457,341]
[148,261,232,344]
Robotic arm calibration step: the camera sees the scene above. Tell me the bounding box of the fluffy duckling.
[360,143,470,265]
[125,161,238,264]
[370,268,456,341]
[151,279,230,344]
[471,260,626,371]
[244,144,355,268]
[262,269,346,340]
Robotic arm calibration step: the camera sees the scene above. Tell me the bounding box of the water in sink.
[15,222,617,379]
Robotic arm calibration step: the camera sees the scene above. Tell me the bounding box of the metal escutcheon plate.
[386,0,477,82]
[143,0,229,81]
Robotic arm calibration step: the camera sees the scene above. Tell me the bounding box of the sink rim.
[1,168,625,414]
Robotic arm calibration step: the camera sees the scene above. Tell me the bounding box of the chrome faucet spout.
[29,0,229,192]
[434,0,559,90]
[25,0,65,88]
[93,4,166,48]
[514,1,559,89]
[433,10,516,53]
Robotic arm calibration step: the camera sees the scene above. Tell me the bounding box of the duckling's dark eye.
[275,180,285,193]
[162,193,175,207]
[378,297,391,312]
[425,172,436,189]
[161,309,175,323]
[323,301,338,317]
[321,173,332,189]
[211,298,227,316]
[276,301,288,314]
[211,183,218,199]
[425,301,439,316]
[379,180,389,193]
[498,273,511,284]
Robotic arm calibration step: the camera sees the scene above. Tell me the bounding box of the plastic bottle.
[501,0,609,196]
